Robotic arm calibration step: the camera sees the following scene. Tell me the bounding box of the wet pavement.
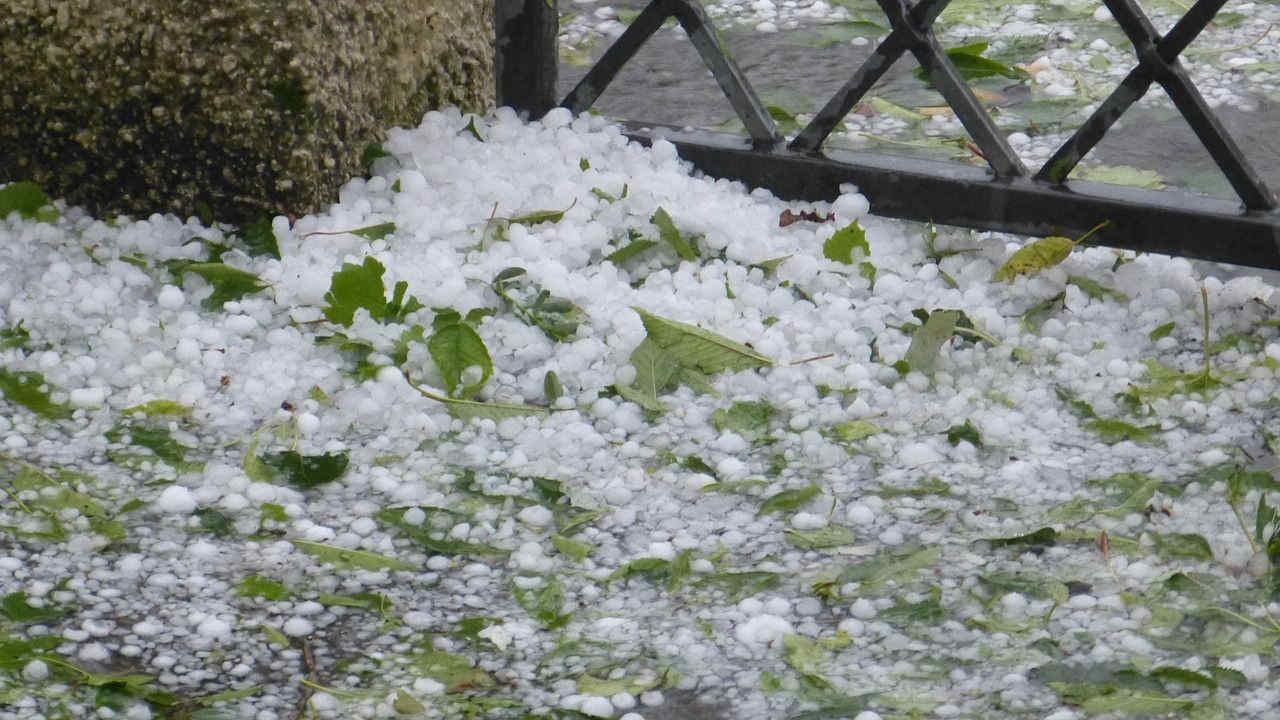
[557,11,1280,200]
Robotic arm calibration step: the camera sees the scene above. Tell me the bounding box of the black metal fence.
[494,0,1280,270]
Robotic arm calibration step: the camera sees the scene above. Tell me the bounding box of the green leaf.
[1084,418,1159,444]
[393,689,425,714]
[617,342,673,412]
[462,116,485,142]
[362,142,390,169]
[512,577,570,628]
[1,591,69,623]
[243,439,273,484]
[168,261,270,309]
[323,257,389,326]
[805,18,888,47]
[292,539,415,571]
[1067,275,1128,302]
[673,365,718,397]
[453,616,500,644]
[995,236,1081,281]
[977,572,1069,604]
[651,207,699,261]
[530,475,565,505]
[605,238,658,265]
[346,222,396,240]
[823,221,869,264]
[122,399,190,417]
[836,546,941,591]
[258,451,349,489]
[577,673,662,697]
[489,268,584,341]
[609,557,674,585]
[1149,321,1176,341]
[390,324,427,366]
[1256,494,1276,546]
[864,96,927,123]
[526,291,584,342]
[749,255,791,276]
[1150,533,1214,561]
[316,591,394,616]
[0,321,31,350]
[118,498,147,515]
[430,393,549,421]
[240,217,281,259]
[789,695,880,720]
[543,370,563,402]
[986,527,1057,550]
[0,634,61,673]
[236,575,292,601]
[710,401,776,436]
[785,526,858,550]
[106,421,197,470]
[1207,666,1247,688]
[0,369,72,419]
[579,157,590,171]
[915,41,1030,84]
[194,507,234,536]
[464,307,493,325]
[428,320,494,399]
[508,201,575,227]
[877,476,951,498]
[826,420,883,445]
[903,309,959,375]
[881,586,945,625]
[783,634,832,688]
[993,221,1108,282]
[314,332,378,379]
[193,684,264,706]
[1149,666,1216,690]
[678,454,719,479]
[859,261,877,290]
[386,280,424,322]
[695,571,780,600]
[1022,293,1065,332]
[1055,385,1098,419]
[1077,165,1165,190]
[1080,692,1193,714]
[634,308,773,374]
[411,650,494,692]
[552,534,593,561]
[765,104,800,133]
[376,506,510,557]
[0,181,51,219]
[260,624,291,647]
[758,485,821,516]
[945,419,982,447]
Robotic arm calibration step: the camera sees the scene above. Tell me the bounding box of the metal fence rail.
[494,0,1280,270]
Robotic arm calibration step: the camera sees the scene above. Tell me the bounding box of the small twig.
[293,638,318,719]
[480,201,500,249]
[790,353,835,365]
[1201,284,1212,378]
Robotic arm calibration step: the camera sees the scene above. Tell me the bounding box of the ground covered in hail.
[1,107,1279,720]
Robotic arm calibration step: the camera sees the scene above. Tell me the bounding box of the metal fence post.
[494,0,559,118]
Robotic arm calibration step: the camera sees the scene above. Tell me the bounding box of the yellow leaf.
[992,221,1109,282]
